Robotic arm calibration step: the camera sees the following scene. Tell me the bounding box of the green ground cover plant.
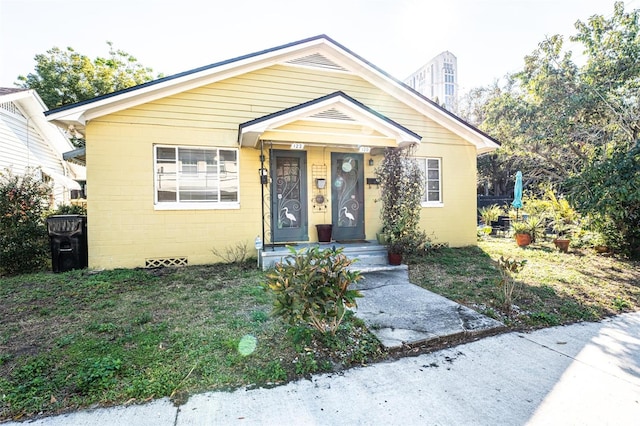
[1,238,638,421]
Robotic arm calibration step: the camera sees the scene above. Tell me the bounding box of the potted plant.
[384,232,407,265]
[524,215,546,243]
[584,231,608,253]
[550,221,575,253]
[544,188,580,253]
[511,221,532,247]
[479,204,503,234]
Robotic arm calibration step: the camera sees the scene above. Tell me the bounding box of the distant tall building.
[404,51,458,112]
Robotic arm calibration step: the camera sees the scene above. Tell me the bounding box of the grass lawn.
[1,237,639,421]
[410,237,640,328]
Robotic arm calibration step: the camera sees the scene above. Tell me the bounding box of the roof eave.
[43,34,501,154]
[44,36,333,130]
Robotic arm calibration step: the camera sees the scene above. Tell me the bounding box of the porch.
[259,239,401,271]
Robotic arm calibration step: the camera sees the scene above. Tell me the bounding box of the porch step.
[259,241,393,271]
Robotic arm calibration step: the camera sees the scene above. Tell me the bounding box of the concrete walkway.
[6,269,640,425]
[353,267,504,349]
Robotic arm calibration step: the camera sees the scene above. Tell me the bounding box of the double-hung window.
[154,145,239,209]
[414,157,442,207]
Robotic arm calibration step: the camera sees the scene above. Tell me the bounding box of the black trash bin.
[47,215,88,273]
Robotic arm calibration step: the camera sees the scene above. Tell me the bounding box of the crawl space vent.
[145,257,188,268]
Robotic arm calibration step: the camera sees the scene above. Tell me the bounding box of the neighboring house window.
[413,157,442,206]
[154,145,239,209]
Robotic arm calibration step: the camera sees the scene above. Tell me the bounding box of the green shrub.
[0,168,52,275]
[479,204,503,225]
[265,246,363,335]
[496,256,527,313]
[48,203,86,216]
[566,143,640,258]
[376,147,425,254]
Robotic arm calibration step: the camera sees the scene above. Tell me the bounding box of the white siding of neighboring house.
[0,99,75,206]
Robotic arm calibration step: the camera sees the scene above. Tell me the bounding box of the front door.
[271,150,308,242]
[331,153,365,241]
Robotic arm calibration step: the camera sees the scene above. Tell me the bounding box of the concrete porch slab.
[353,269,505,349]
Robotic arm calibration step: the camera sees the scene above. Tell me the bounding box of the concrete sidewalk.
[8,312,640,425]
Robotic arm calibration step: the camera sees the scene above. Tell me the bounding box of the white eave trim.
[3,89,76,156]
[43,168,82,190]
[44,35,499,153]
[46,38,334,129]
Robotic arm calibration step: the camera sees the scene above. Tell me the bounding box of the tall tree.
[470,2,639,192]
[17,42,159,109]
[469,1,640,256]
[565,2,640,257]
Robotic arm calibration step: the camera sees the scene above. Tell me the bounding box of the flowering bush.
[0,168,52,275]
[375,147,427,255]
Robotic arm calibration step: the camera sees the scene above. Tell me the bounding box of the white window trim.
[154,202,240,211]
[422,200,444,208]
[414,157,444,208]
[153,144,240,210]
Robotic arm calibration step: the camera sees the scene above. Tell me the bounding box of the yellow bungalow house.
[46,35,499,270]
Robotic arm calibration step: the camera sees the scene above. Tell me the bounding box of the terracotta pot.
[515,233,531,247]
[554,238,570,253]
[388,252,402,265]
[316,224,332,243]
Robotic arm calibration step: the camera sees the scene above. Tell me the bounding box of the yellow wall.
[85,64,478,269]
[413,138,478,247]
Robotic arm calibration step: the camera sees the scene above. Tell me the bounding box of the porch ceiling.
[238,91,422,149]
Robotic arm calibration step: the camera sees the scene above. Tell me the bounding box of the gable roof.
[0,88,84,187]
[238,91,422,148]
[1,88,74,157]
[0,87,28,96]
[46,35,500,154]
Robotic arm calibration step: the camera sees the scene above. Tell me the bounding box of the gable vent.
[310,108,355,121]
[286,53,348,71]
[0,102,24,118]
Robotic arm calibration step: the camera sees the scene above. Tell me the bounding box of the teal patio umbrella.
[512,171,523,220]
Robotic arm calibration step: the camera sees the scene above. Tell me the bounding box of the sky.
[1,0,636,95]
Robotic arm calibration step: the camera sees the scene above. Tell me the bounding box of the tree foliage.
[566,143,640,257]
[465,2,639,255]
[467,2,639,198]
[17,42,158,109]
[0,168,51,275]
